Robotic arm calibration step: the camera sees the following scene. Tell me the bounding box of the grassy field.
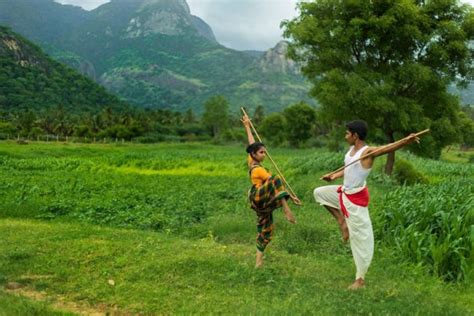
[0,141,472,314]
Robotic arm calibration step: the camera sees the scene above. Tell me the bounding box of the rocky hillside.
[0,0,312,112]
[0,26,128,114]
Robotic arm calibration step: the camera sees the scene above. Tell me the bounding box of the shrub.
[392,158,429,185]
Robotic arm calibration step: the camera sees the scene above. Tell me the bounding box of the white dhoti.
[313,185,374,280]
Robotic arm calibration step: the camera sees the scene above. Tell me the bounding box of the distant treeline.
[1,95,473,153]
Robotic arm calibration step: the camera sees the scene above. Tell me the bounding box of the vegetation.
[202,95,230,138]
[283,0,474,173]
[283,102,317,147]
[1,1,473,313]
[0,26,127,114]
[1,24,473,159]
[0,0,312,111]
[0,142,472,314]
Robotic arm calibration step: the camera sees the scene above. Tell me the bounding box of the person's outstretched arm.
[360,133,420,168]
[367,133,420,158]
[241,114,255,145]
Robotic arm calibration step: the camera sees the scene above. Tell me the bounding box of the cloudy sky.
[55,0,474,51]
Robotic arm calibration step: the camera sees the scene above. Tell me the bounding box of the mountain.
[0,0,312,112]
[0,26,127,114]
[258,41,299,74]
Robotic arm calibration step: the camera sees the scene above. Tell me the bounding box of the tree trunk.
[384,131,395,175]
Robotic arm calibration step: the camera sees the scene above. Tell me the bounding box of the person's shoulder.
[249,164,263,175]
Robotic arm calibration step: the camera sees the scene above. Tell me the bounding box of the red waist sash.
[337,186,370,218]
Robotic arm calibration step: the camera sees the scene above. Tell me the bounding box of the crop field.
[0,141,472,314]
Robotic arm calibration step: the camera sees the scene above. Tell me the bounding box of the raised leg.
[323,205,349,242]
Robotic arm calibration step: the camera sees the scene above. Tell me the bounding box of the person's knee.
[313,187,323,200]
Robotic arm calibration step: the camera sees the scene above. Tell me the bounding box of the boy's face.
[345,130,357,145]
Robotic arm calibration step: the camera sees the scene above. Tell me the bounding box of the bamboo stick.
[323,129,430,178]
[241,107,299,200]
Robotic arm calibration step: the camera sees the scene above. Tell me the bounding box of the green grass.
[1,219,472,314]
[440,147,473,163]
[0,141,472,314]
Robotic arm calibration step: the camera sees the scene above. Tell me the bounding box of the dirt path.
[4,277,115,316]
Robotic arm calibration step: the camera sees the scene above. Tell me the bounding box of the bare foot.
[348,278,365,290]
[284,208,297,224]
[255,250,264,268]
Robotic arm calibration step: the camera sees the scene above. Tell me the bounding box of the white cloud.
[187,0,299,51]
[55,0,107,10]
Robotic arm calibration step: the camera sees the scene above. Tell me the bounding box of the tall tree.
[253,105,265,125]
[283,0,474,173]
[283,102,317,147]
[15,110,36,136]
[458,111,474,149]
[184,108,196,124]
[260,112,287,146]
[202,95,230,138]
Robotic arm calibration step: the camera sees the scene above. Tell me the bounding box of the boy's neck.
[353,140,366,150]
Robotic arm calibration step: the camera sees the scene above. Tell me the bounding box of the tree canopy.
[201,95,230,138]
[283,0,474,173]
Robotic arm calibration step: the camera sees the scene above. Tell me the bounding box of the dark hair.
[346,120,368,140]
[246,142,265,154]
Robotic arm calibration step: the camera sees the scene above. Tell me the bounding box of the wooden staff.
[241,107,299,200]
[323,129,430,178]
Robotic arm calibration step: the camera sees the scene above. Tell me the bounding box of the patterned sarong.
[249,175,290,252]
[256,213,273,252]
[249,175,290,213]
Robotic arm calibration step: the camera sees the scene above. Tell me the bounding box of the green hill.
[0,0,312,112]
[0,26,128,114]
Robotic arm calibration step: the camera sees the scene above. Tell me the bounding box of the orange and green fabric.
[249,175,290,211]
[247,155,272,187]
[256,213,273,252]
[247,155,290,252]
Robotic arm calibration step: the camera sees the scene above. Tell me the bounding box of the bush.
[134,134,166,143]
[392,158,429,185]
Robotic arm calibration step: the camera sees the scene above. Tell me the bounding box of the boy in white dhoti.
[314,120,419,289]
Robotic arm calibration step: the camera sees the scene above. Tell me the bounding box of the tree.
[260,112,287,146]
[15,110,36,136]
[283,102,317,147]
[74,125,92,138]
[50,104,73,136]
[38,114,56,135]
[201,95,230,138]
[184,108,196,124]
[0,121,15,137]
[253,105,265,125]
[458,111,474,149]
[283,0,474,173]
[101,106,115,128]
